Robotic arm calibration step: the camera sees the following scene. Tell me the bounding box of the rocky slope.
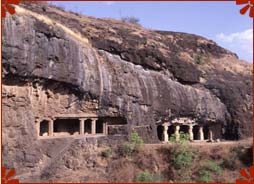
[2,2,252,182]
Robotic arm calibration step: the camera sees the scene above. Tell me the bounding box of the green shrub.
[135,171,153,182]
[170,133,190,144]
[198,160,222,182]
[118,143,135,157]
[202,160,222,173]
[135,171,165,182]
[130,131,144,145]
[169,134,177,143]
[101,148,112,158]
[198,170,211,182]
[118,132,144,157]
[121,16,140,25]
[171,144,195,169]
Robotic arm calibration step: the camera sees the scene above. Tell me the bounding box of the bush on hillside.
[121,16,140,25]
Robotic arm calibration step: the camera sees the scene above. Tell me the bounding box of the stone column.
[163,124,169,142]
[199,126,204,141]
[103,122,108,135]
[221,127,225,134]
[175,125,180,142]
[79,118,85,135]
[208,129,213,141]
[91,118,97,135]
[49,119,54,136]
[189,125,194,141]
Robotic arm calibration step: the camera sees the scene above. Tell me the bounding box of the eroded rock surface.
[2,3,252,182]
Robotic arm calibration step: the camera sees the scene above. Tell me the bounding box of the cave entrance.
[53,118,79,135]
[209,124,222,140]
[193,125,199,140]
[96,119,104,134]
[40,120,49,136]
[180,125,189,135]
[84,119,92,134]
[168,125,175,139]
[157,125,164,141]
[204,125,209,140]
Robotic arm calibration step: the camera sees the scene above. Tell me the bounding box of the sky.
[51,2,253,62]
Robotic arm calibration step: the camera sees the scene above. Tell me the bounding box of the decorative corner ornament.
[236,166,254,184]
[1,0,20,18]
[1,166,20,184]
[236,0,254,18]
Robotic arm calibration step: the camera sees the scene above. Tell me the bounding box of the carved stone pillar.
[199,126,204,141]
[208,129,213,141]
[91,118,97,135]
[103,122,108,135]
[163,124,169,142]
[49,119,54,136]
[79,118,85,135]
[175,125,180,141]
[189,125,194,141]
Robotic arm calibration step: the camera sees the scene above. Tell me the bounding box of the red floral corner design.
[236,166,254,184]
[1,0,20,18]
[236,0,254,17]
[1,166,19,184]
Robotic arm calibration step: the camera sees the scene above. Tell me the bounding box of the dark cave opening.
[53,118,79,135]
[96,119,104,134]
[179,125,189,134]
[204,125,209,140]
[193,125,199,140]
[168,125,175,139]
[40,120,49,136]
[84,119,92,134]
[157,125,163,141]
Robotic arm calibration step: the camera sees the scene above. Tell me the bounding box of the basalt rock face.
[2,3,252,181]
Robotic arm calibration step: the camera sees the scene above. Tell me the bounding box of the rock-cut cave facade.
[38,115,222,143]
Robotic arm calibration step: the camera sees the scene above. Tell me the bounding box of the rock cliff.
[2,3,252,181]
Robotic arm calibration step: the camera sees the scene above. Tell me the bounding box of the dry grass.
[15,5,90,46]
[203,55,252,76]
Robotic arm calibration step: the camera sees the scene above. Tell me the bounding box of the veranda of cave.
[157,117,222,142]
[38,114,222,142]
